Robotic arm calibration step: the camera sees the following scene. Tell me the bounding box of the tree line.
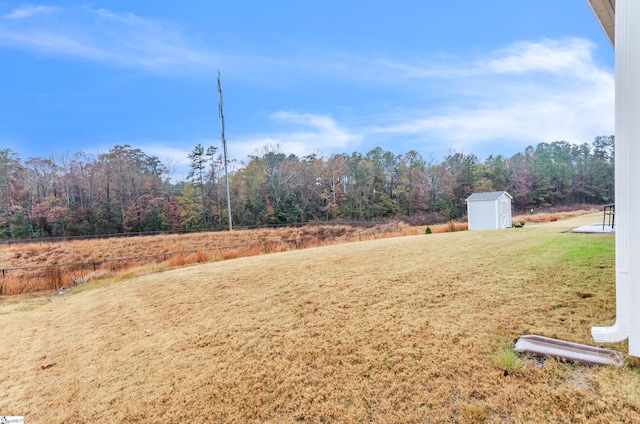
[0,135,614,239]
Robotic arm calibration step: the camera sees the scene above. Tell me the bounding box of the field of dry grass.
[0,210,592,295]
[1,221,470,295]
[2,212,637,423]
[0,222,414,294]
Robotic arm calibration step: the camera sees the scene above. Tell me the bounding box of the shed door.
[499,199,511,228]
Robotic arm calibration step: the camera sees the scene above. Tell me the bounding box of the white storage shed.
[466,191,513,231]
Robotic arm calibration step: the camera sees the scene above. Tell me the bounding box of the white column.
[622,0,640,357]
[592,0,639,351]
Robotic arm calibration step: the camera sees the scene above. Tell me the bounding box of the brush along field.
[0,221,456,294]
[0,209,591,295]
[1,213,638,423]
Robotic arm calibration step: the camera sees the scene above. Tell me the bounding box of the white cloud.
[65,37,612,172]
[365,38,614,155]
[0,6,218,76]
[487,38,595,75]
[270,111,358,148]
[216,36,614,162]
[231,112,363,161]
[4,5,57,20]
[2,6,613,163]
[141,144,193,167]
[0,28,120,62]
[94,8,145,25]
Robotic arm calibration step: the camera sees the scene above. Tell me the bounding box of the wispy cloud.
[364,38,614,155]
[231,112,362,160]
[0,28,120,62]
[4,4,56,20]
[0,5,218,75]
[270,111,359,148]
[223,37,613,161]
[217,37,613,162]
[487,38,596,75]
[370,38,606,81]
[1,3,614,163]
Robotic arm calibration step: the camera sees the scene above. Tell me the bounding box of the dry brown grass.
[0,222,468,295]
[0,209,595,295]
[0,210,597,295]
[514,208,597,225]
[0,212,637,422]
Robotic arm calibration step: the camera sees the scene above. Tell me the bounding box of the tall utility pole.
[218,71,233,231]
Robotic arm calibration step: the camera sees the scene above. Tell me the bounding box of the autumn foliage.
[0,138,614,240]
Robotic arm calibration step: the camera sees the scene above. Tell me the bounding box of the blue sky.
[1,1,614,179]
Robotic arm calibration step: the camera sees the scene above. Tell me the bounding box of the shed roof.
[466,191,512,202]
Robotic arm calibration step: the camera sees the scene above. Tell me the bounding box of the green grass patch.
[15,305,36,312]
[515,230,616,343]
[490,343,524,375]
[527,233,614,266]
[151,264,166,273]
[558,235,614,264]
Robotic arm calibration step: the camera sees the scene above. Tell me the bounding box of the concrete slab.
[572,223,615,233]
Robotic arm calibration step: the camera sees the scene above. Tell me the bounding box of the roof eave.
[586,0,615,48]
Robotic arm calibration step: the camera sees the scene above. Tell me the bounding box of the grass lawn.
[0,213,638,423]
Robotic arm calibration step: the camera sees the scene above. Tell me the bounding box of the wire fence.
[0,248,217,276]
[1,239,279,276]
[0,220,382,246]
